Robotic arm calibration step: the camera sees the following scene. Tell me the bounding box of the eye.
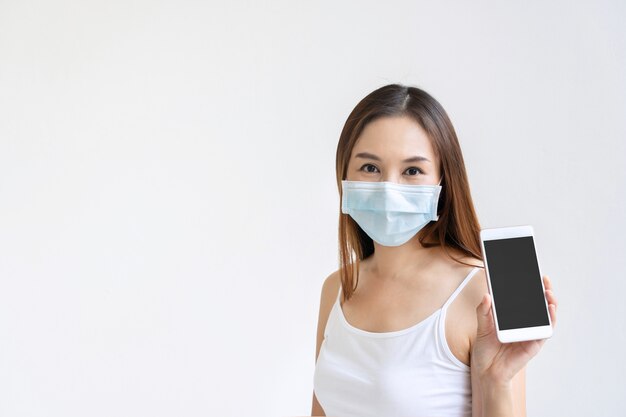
[359,163,380,174]
[404,167,424,176]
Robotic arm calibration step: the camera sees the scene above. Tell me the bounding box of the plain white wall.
[1,1,624,416]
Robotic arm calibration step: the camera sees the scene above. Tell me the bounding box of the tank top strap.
[442,267,481,310]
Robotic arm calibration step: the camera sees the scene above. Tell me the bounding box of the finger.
[543,275,552,291]
[543,282,558,328]
[476,293,494,338]
[549,303,557,328]
[545,289,558,310]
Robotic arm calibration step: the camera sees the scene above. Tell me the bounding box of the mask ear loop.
[434,173,444,219]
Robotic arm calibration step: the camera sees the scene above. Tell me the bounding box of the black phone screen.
[483,236,550,330]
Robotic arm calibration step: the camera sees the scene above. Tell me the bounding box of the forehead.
[351,116,438,161]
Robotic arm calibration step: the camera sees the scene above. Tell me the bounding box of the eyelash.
[358,164,424,176]
[404,167,424,176]
[359,163,380,173]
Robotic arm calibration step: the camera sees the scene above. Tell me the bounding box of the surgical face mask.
[341,180,442,247]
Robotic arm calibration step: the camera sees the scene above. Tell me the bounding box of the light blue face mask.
[341,180,442,247]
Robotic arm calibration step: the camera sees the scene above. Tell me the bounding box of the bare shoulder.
[446,254,488,366]
[465,263,488,302]
[443,250,486,300]
[320,269,342,307]
[314,270,342,360]
[454,258,489,345]
[455,256,487,309]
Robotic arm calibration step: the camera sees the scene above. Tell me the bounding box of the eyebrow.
[355,152,430,163]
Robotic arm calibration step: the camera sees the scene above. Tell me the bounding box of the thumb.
[476,293,493,338]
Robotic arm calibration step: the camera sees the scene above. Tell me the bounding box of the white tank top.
[313,267,479,417]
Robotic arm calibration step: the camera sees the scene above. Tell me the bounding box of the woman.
[311,84,557,417]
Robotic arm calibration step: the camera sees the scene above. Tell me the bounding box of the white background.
[1,1,625,416]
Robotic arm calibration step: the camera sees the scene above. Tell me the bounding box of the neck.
[368,236,439,280]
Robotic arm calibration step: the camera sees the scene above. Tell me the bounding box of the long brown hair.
[336,84,482,301]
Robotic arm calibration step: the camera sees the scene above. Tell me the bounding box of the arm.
[311,272,341,416]
[311,393,325,417]
[471,275,557,417]
[472,366,526,417]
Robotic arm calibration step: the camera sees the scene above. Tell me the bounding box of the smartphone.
[480,225,553,343]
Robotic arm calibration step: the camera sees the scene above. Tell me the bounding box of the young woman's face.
[346,116,441,185]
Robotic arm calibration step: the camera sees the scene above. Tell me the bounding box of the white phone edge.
[480,225,553,344]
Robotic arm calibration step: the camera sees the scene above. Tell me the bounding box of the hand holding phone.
[480,225,553,343]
